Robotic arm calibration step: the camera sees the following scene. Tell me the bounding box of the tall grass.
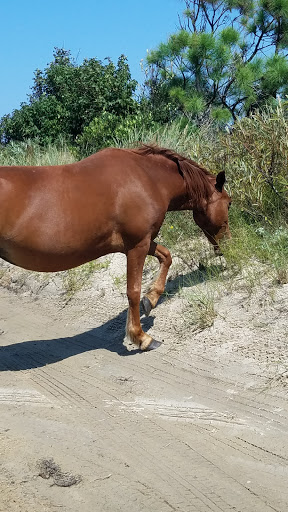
[204,103,288,224]
[114,120,199,156]
[0,139,75,166]
[116,103,288,224]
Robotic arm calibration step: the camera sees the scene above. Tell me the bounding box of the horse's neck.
[166,179,192,211]
[149,156,191,211]
[167,196,193,212]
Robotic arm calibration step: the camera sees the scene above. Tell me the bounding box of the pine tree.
[146,0,288,121]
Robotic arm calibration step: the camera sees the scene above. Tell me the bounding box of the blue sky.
[0,0,182,118]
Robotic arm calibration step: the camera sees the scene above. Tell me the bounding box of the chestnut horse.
[0,145,231,350]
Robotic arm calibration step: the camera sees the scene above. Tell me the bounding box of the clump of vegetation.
[112,273,127,290]
[0,48,137,147]
[76,110,158,157]
[62,260,110,300]
[0,138,75,166]
[184,285,217,331]
[199,103,288,224]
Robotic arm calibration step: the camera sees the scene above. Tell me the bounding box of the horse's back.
[0,148,168,271]
[0,147,165,199]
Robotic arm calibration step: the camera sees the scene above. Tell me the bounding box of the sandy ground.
[0,253,287,512]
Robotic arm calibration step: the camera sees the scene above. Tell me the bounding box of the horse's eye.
[228,202,232,209]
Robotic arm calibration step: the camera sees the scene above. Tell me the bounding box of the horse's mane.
[131,144,213,205]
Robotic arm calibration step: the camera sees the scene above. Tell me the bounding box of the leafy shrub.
[76,111,158,157]
[0,49,138,146]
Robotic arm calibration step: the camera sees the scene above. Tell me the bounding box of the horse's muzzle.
[214,227,231,256]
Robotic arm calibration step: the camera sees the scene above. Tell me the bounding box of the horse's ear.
[215,171,226,192]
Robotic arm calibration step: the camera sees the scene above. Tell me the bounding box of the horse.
[0,145,231,350]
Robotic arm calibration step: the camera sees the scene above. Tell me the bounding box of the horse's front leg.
[142,241,172,317]
[126,240,161,351]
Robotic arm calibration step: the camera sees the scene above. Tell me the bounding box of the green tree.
[0,48,138,144]
[146,0,288,121]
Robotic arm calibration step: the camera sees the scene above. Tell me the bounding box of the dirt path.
[0,257,288,512]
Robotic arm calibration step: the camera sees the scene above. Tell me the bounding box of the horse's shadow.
[0,264,222,372]
[0,311,154,372]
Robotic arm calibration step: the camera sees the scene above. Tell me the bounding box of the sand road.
[0,258,287,512]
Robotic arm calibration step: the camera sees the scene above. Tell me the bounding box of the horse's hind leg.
[142,241,172,317]
[126,239,161,351]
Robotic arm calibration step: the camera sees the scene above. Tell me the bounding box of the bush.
[76,111,159,157]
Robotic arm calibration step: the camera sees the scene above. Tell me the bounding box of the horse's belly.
[0,246,104,272]
[0,229,123,272]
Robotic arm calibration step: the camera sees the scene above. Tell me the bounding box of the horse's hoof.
[142,296,152,317]
[146,339,162,351]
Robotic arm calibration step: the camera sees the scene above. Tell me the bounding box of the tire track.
[24,349,287,511]
[0,287,287,511]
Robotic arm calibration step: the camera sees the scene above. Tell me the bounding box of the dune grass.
[0,138,75,166]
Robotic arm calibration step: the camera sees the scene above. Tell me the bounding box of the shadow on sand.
[0,264,223,372]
